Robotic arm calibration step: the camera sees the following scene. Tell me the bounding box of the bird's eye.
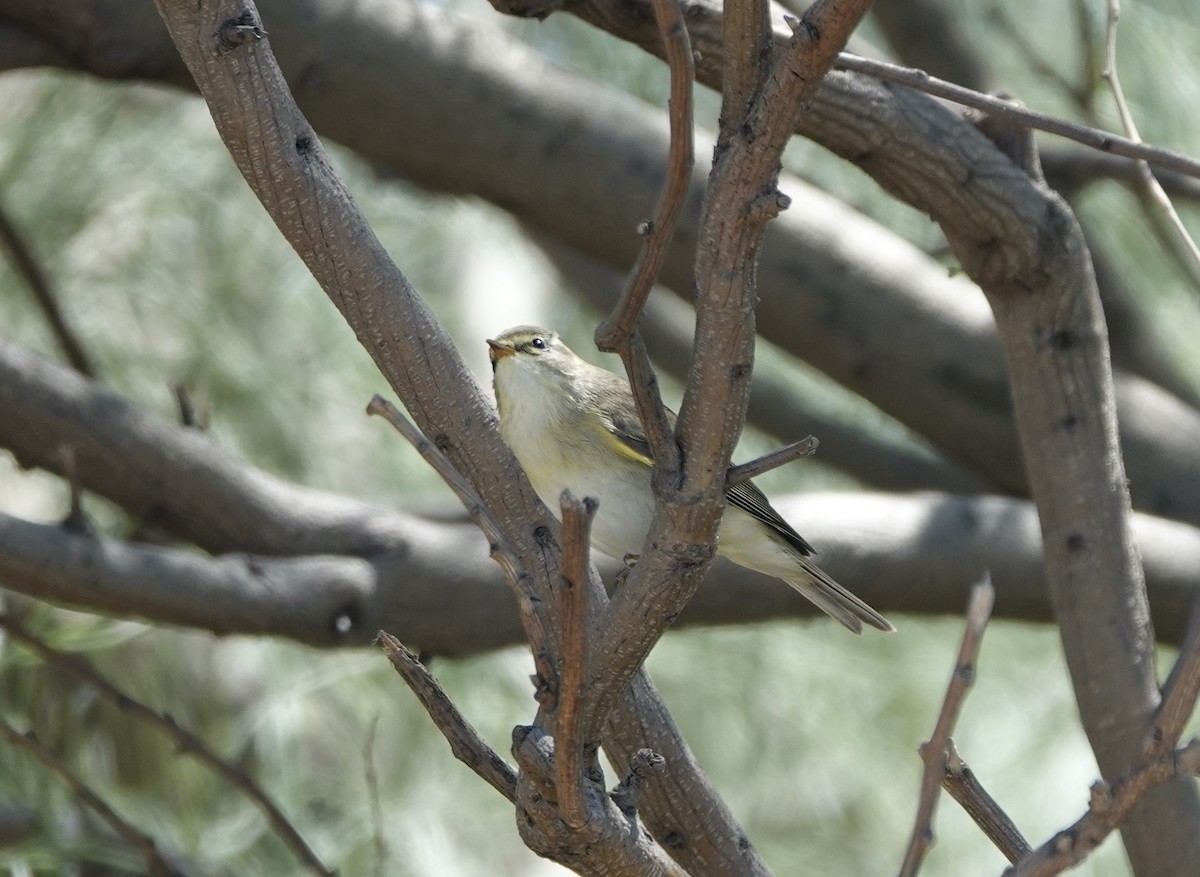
[530,337,547,350]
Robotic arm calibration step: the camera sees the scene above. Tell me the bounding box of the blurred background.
[1,0,1198,874]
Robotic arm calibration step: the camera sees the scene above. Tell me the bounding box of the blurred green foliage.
[1,0,1199,875]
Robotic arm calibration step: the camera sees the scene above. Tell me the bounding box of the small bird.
[487,326,894,634]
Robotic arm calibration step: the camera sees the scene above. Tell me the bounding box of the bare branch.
[0,716,178,877]
[1099,0,1200,290]
[595,0,696,483]
[56,445,91,533]
[0,198,96,378]
[556,491,598,830]
[726,436,819,487]
[0,616,332,877]
[366,395,521,585]
[942,740,1031,865]
[898,577,995,877]
[1008,739,1200,877]
[833,52,1200,181]
[366,395,554,688]
[720,0,769,130]
[362,716,388,877]
[592,0,875,735]
[594,0,695,349]
[1150,598,1200,757]
[378,631,518,802]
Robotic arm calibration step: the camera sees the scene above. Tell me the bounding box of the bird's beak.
[487,338,514,369]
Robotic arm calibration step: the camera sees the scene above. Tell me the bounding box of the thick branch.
[7,1,1200,523]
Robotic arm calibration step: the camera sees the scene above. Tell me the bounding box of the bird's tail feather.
[784,559,894,635]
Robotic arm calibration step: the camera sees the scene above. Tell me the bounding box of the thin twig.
[366,396,554,688]
[594,0,695,350]
[366,396,516,580]
[833,53,1200,181]
[1006,738,1200,877]
[0,716,176,877]
[1100,0,1200,289]
[898,576,995,877]
[377,631,518,802]
[556,491,598,829]
[941,739,1031,864]
[1150,596,1200,757]
[0,616,333,877]
[0,199,96,378]
[726,436,819,487]
[594,0,695,481]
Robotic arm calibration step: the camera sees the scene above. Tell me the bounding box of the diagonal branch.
[0,717,178,877]
[378,632,518,802]
[830,52,1200,182]
[0,616,332,877]
[941,740,1031,865]
[1007,739,1200,877]
[726,436,819,487]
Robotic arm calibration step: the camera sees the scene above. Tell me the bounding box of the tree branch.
[831,52,1200,181]
[725,436,819,487]
[0,716,179,877]
[898,578,995,877]
[378,632,518,802]
[0,198,96,377]
[591,0,874,737]
[941,740,1032,865]
[8,1,1200,522]
[0,616,332,877]
[1007,739,1200,877]
[556,491,598,829]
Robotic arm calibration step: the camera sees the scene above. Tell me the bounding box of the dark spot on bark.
[662,831,686,849]
[533,525,555,548]
[730,362,751,380]
[433,433,452,452]
[1066,532,1087,552]
[1061,413,1079,432]
[295,135,313,154]
[1049,329,1075,350]
[738,834,752,851]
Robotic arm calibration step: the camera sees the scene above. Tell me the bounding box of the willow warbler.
[487,326,893,634]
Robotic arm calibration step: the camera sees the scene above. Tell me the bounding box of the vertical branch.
[719,0,770,131]
[897,578,994,877]
[590,0,875,731]
[556,491,598,830]
[595,0,696,477]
